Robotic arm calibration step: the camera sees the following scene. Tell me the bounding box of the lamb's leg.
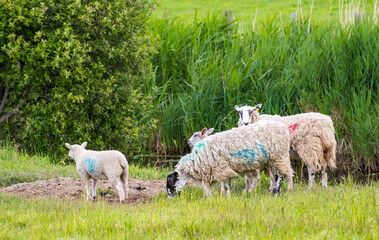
[121,168,129,200]
[321,166,328,188]
[202,181,212,198]
[82,176,92,200]
[112,178,126,203]
[91,179,97,199]
[307,167,316,189]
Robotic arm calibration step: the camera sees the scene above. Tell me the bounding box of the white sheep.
[235,104,337,189]
[168,120,294,198]
[65,142,129,203]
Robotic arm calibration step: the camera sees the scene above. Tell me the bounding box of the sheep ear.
[207,128,214,135]
[255,104,262,111]
[201,128,208,135]
[81,142,87,148]
[174,171,179,177]
[234,105,240,111]
[65,143,72,149]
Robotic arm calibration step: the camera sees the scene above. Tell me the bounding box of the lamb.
[65,142,129,203]
[235,104,337,189]
[167,121,294,198]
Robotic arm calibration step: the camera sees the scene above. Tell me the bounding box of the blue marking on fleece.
[257,142,268,159]
[230,149,257,163]
[179,154,192,163]
[84,158,96,174]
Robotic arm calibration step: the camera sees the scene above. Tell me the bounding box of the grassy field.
[1,147,378,239]
[153,0,378,28]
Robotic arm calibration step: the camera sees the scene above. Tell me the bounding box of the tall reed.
[147,13,378,171]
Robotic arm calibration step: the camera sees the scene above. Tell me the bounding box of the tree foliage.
[0,0,156,161]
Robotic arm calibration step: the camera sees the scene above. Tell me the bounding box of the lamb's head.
[188,128,214,147]
[65,142,87,160]
[235,104,262,126]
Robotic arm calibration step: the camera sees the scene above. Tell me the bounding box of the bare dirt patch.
[1,177,166,205]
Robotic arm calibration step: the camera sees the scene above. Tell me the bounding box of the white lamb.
[235,104,337,189]
[168,121,294,198]
[65,142,129,203]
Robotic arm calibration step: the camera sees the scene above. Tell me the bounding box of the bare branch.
[0,86,9,114]
[0,103,22,124]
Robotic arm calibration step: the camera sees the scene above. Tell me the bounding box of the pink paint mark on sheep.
[288,123,299,134]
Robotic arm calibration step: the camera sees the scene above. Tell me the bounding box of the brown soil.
[1,177,166,205]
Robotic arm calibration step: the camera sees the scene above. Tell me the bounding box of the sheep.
[187,127,259,194]
[65,142,129,203]
[235,104,337,189]
[167,120,294,198]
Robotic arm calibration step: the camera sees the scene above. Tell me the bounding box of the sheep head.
[235,104,262,126]
[65,142,87,160]
[188,127,214,147]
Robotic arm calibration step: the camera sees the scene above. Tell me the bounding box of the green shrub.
[0,0,157,161]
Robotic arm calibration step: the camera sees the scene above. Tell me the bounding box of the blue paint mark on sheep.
[230,149,257,164]
[179,154,193,163]
[84,158,96,174]
[257,142,268,159]
[196,142,205,148]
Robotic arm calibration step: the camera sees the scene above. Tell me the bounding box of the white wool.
[65,142,129,203]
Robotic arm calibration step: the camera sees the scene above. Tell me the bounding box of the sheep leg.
[82,176,92,200]
[272,174,284,196]
[307,167,316,189]
[112,178,126,203]
[121,168,129,200]
[263,168,275,191]
[220,182,225,194]
[321,166,328,188]
[224,179,231,197]
[245,170,260,192]
[91,179,97,199]
[201,181,212,198]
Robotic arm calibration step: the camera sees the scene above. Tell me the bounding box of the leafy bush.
[0,0,157,161]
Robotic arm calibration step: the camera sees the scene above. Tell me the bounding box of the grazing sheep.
[65,142,129,203]
[235,104,337,189]
[167,121,294,198]
[187,127,260,194]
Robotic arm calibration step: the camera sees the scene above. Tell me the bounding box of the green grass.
[153,0,378,28]
[1,146,378,239]
[1,183,378,239]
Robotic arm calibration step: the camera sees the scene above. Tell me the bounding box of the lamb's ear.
[255,104,262,111]
[207,128,214,135]
[234,105,240,111]
[201,128,208,135]
[81,142,87,148]
[65,143,72,149]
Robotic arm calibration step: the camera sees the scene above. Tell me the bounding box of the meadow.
[1,147,378,239]
[1,1,379,239]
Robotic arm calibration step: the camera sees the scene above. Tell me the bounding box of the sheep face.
[65,142,87,160]
[188,128,214,147]
[235,104,262,126]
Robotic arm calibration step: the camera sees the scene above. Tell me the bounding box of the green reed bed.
[1,182,378,239]
[148,14,379,170]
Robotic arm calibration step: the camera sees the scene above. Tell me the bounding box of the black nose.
[243,122,249,126]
